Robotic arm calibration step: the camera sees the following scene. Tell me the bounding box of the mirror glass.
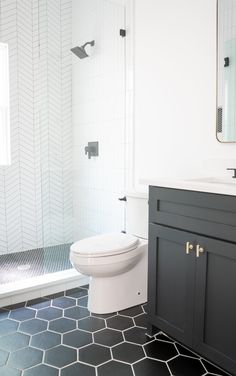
[217,0,236,142]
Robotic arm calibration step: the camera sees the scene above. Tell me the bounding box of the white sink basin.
[186,177,236,186]
[141,177,236,196]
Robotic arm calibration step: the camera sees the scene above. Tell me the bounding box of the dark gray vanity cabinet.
[147,186,236,375]
[148,224,196,346]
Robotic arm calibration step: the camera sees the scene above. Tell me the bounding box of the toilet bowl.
[70,193,148,314]
[70,232,148,313]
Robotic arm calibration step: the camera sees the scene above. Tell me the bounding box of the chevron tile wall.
[0,0,73,255]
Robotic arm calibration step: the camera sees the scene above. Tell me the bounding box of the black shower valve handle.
[118,196,127,202]
[227,168,236,178]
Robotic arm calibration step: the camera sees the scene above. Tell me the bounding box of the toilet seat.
[70,232,139,258]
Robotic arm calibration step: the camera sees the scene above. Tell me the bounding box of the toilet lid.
[70,232,139,257]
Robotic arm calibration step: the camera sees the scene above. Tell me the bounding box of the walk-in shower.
[0,0,128,306]
[0,0,78,303]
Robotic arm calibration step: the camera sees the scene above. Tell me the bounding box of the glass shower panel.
[72,0,126,241]
[0,0,45,283]
[39,0,74,273]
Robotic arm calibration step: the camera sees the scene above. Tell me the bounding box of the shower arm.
[82,41,95,49]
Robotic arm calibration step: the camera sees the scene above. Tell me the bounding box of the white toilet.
[70,193,148,314]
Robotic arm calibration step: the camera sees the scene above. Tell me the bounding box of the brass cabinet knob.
[196,244,204,258]
[185,242,194,255]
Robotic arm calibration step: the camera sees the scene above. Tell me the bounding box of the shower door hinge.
[120,29,126,37]
[224,57,230,67]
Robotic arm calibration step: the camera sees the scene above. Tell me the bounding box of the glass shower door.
[39,0,74,276]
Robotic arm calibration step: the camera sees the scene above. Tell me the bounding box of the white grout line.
[131,363,136,376]
[0,291,229,376]
[166,361,174,376]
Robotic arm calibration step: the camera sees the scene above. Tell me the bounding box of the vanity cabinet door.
[148,224,196,346]
[193,236,236,375]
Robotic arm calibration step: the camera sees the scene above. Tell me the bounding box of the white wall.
[133,0,236,191]
[72,0,236,239]
[72,0,127,240]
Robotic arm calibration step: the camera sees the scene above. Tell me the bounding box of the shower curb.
[0,269,89,308]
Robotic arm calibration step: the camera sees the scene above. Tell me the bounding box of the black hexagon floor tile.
[61,362,95,376]
[134,313,147,328]
[26,298,50,310]
[63,329,92,348]
[0,332,30,351]
[168,355,206,376]
[4,302,25,310]
[0,309,9,321]
[142,304,147,313]
[19,318,47,335]
[175,342,199,358]
[0,319,19,336]
[201,359,230,376]
[44,345,77,368]
[31,331,61,350]
[94,328,123,347]
[8,346,43,370]
[0,294,231,376]
[49,317,76,333]
[124,326,153,345]
[79,343,111,366]
[52,296,76,309]
[119,305,143,317]
[81,284,89,289]
[77,296,88,308]
[0,349,9,366]
[24,364,58,376]
[92,312,117,319]
[44,291,64,300]
[133,358,170,376]
[112,342,145,363]
[78,316,105,332]
[207,374,230,376]
[9,307,36,321]
[98,360,133,376]
[155,333,174,342]
[64,306,90,320]
[65,288,88,299]
[36,307,62,321]
[0,366,21,376]
[144,340,178,361]
[107,315,134,331]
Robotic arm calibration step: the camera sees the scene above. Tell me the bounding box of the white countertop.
[140,177,236,196]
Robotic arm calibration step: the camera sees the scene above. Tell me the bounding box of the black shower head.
[71,40,95,59]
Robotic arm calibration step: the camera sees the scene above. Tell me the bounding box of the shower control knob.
[118,196,127,202]
[120,29,126,37]
[227,168,236,178]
